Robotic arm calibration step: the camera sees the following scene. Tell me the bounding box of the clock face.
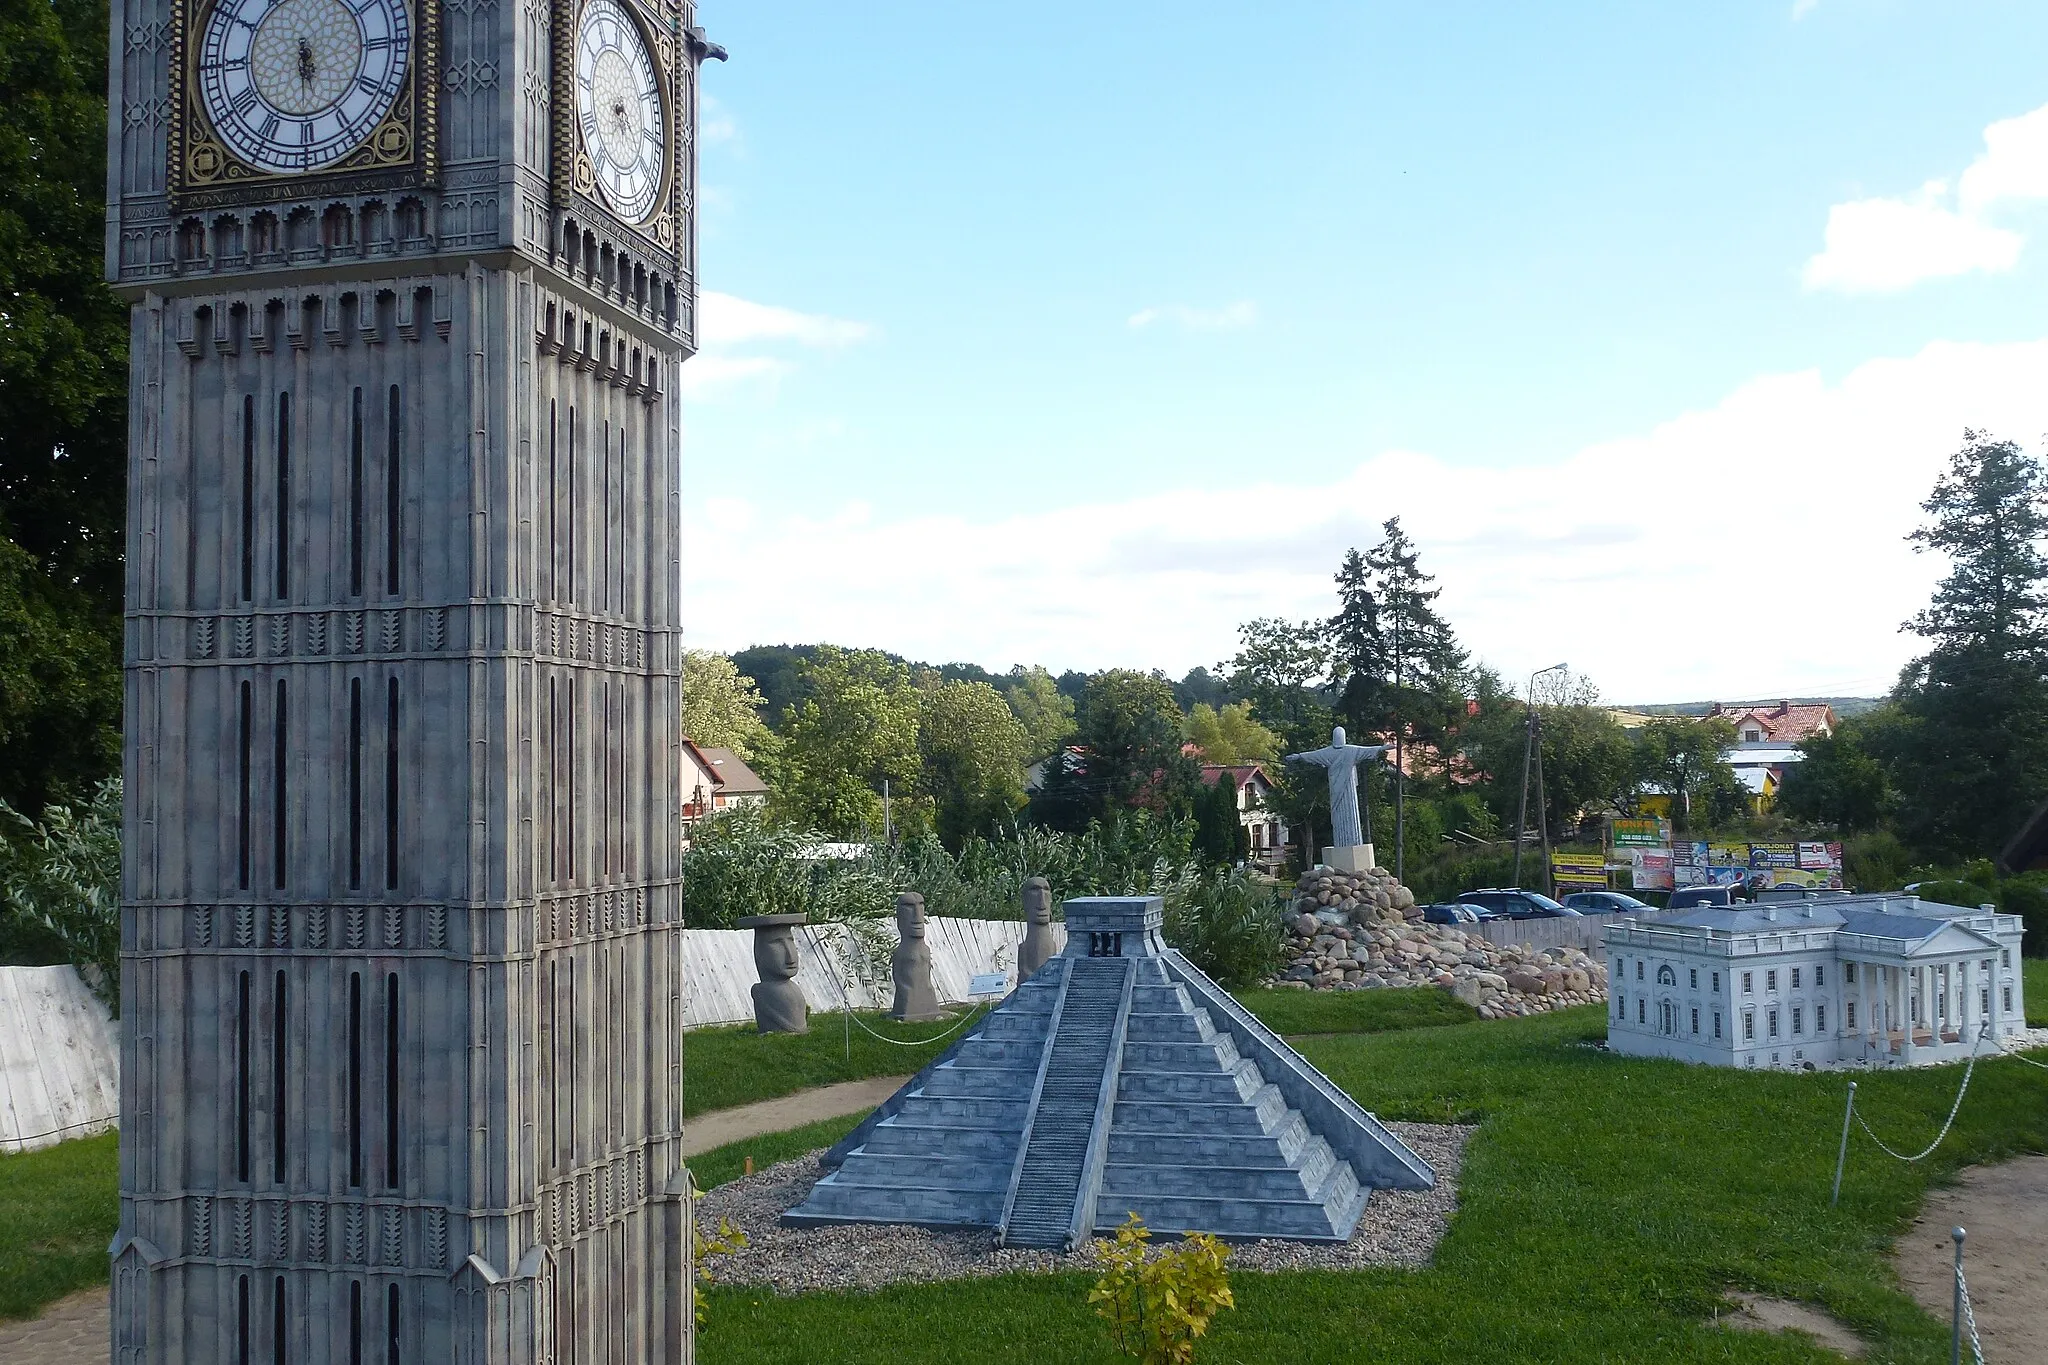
[197,0,411,175]
[575,0,666,224]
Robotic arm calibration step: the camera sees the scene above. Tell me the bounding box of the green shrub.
[1087,1212,1235,1365]
[1913,878,1997,913]
[1843,829,1913,892]
[1162,869,1284,989]
[0,780,121,1009]
[1996,875,2048,957]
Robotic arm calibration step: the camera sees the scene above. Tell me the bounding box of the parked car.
[1454,888,1584,919]
[1753,886,1849,901]
[1419,902,1486,925]
[1665,884,1748,910]
[1560,891,1650,914]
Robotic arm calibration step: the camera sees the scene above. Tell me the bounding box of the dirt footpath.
[1893,1154,2048,1362]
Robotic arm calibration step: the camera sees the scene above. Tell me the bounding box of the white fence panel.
[0,965,120,1154]
[680,917,1066,1030]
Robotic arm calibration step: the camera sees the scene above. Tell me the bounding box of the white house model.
[1605,895,2027,1069]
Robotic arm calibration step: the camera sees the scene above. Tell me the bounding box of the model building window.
[1847,1001,1857,1029]
[1713,1011,1722,1039]
[1689,967,1698,989]
[1743,971,1753,994]
[1636,960,1644,980]
[1816,1004,1826,1032]
[1712,971,1720,993]
[1743,1011,1754,1040]
[1768,1009,1779,1038]
[1766,970,1777,991]
[1690,1008,1699,1035]
[1791,1006,1803,1035]
[1637,999,1645,1024]
[1846,962,1857,983]
[1791,967,1801,989]
[1816,966,1825,987]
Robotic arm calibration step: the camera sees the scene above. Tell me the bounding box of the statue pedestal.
[1321,844,1376,874]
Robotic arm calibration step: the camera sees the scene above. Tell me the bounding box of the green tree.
[918,678,1028,849]
[1078,669,1197,816]
[0,0,128,809]
[1364,517,1467,752]
[1191,772,1248,867]
[679,649,773,760]
[0,537,122,811]
[1633,717,1739,831]
[1183,701,1280,767]
[1220,618,1329,730]
[1775,717,1894,832]
[1001,664,1077,762]
[769,646,925,839]
[1327,547,1385,732]
[1453,667,1634,840]
[1884,431,2048,857]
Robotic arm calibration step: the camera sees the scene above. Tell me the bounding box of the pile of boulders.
[1273,866,1608,1020]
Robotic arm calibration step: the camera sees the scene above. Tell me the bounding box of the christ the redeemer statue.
[1287,726,1392,865]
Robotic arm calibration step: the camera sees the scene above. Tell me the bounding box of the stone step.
[782,1173,1005,1230]
[1131,984,1193,1013]
[1107,1109,1310,1167]
[1098,1145,1332,1201]
[1121,1036,1239,1070]
[1124,1008,1217,1043]
[980,1010,1056,1040]
[948,1035,1049,1067]
[860,1121,1018,1161]
[828,1151,1013,1191]
[1094,1160,1363,1242]
[1117,1057,1263,1104]
[890,1092,1031,1126]
[1112,1083,1287,1136]
[918,1063,1042,1099]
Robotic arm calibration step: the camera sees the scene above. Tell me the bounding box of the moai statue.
[891,892,945,1022]
[1018,876,1058,980]
[740,914,810,1034]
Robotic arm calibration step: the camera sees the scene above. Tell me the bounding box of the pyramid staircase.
[783,897,1433,1248]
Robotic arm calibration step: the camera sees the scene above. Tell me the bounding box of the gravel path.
[682,1075,910,1157]
[697,1121,1474,1294]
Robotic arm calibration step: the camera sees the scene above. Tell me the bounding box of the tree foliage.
[1633,716,1741,831]
[918,676,1028,849]
[1219,617,1329,729]
[0,0,128,810]
[1775,717,1894,833]
[1077,669,1197,815]
[1183,701,1279,767]
[768,646,925,838]
[1001,664,1077,762]
[1884,432,2048,857]
[0,779,121,1008]
[679,648,773,760]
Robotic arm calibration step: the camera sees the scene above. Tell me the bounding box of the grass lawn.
[0,1131,119,1321]
[703,1000,2048,1364]
[681,1007,994,1116]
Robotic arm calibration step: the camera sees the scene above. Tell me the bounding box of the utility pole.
[883,777,892,845]
[1511,663,1567,890]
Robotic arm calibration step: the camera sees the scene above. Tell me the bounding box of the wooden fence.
[0,965,120,1154]
[1463,912,1620,961]
[678,916,1064,1029]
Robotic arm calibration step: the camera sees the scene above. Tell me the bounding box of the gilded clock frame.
[168,0,441,210]
[553,0,682,254]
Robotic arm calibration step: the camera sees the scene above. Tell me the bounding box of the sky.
[677,0,2048,704]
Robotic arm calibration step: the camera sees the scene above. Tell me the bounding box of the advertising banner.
[1552,852,1608,889]
[1708,842,1748,868]
[1613,818,1670,849]
[1631,848,1675,891]
[1797,841,1833,870]
[1749,842,1799,871]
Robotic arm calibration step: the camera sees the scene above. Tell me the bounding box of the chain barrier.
[1850,1022,1990,1164]
[1957,1256,1986,1365]
[802,923,995,1048]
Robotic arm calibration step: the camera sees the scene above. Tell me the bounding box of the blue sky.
[678,1,2048,702]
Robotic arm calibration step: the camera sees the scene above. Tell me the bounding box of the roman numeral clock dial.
[574,0,667,224]
[197,0,410,174]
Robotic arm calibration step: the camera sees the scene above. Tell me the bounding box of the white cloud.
[684,291,874,398]
[1801,183,2022,293]
[1127,301,1258,331]
[681,337,2048,702]
[1804,101,2048,293]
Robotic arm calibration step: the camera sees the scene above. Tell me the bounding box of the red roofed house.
[1708,700,1837,745]
[681,739,769,832]
[1199,764,1289,869]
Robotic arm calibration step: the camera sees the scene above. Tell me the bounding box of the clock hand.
[297,35,315,85]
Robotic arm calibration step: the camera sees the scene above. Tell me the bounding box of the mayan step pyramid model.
[786,897,1435,1248]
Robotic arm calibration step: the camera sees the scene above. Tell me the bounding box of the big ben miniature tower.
[103,0,719,1353]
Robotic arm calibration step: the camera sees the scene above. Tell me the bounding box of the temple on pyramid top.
[783,896,1435,1250]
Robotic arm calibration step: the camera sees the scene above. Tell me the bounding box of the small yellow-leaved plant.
[1087,1212,1235,1365]
[689,1179,749,1330]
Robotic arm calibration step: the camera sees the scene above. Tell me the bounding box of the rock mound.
[1275,866,1608,1019]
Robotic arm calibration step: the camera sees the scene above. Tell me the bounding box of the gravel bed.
[695,1120,1474,1294]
